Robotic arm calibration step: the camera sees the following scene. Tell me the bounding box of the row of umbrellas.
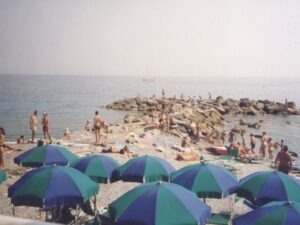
[6,144,300,224]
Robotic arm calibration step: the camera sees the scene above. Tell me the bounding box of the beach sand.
[0,121,291,223]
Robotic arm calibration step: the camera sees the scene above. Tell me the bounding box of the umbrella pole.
[75,204,79,222]
[93,195,97,215]
[203,197,206,203]
[12,206,15,216]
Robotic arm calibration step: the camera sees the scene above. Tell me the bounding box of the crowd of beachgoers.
[0,94,299,224]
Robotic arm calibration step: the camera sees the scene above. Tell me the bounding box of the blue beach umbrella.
[233,201,300,225]
[112,155,175,183]
[230,171,300,206]
[72,155,120,183]
[14,144,78,167]
[171,162,238,199]
[8,166,99,208]
[102,182,211,225]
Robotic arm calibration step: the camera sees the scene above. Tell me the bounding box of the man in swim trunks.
[41,112,52,143]
[94,111,102,144]
[259,132,267,158]
[0,127,5,168]
[275,145,292,174]
[29,110,38,143]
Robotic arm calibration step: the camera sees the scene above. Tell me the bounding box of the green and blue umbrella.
[72,155,120,183]
[14,144,78,167]
[0,170,7,184]
[112,155,175,183]
[8,166,99,208]
[104,182,211,225]
[233,201,300,225]
[171,162,238,199]
[230,171,300,206]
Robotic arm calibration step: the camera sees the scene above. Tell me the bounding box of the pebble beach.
[1,107,295,224]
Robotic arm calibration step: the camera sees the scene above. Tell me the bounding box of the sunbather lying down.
[102,145,136,157]
[176,151,200,161]
[237,144,262,163]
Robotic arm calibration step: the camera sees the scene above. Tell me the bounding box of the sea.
[0,75,299,163]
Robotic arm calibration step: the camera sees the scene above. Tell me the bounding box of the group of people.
[29,110,52,143]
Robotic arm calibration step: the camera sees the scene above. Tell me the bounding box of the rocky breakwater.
[106,96,300,138]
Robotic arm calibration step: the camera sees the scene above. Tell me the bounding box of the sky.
[0,0,300,77]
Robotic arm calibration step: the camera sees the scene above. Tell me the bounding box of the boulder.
[287,101,296,109]
[254,102,265,110]
[248,122,261,129]
[264,104,278,114]
[239,119,250,126]
[239,98,252,108]
[244,106,260,115]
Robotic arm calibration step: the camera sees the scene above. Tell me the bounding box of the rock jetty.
[106,96,299,138]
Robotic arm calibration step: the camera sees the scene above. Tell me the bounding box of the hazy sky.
[0,0,299,77]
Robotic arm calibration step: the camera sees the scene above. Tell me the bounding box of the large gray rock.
[244,106,260,115]
[239,98,252,108]
[248,122,261,129]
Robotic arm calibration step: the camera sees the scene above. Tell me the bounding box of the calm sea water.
[0,75,299,160]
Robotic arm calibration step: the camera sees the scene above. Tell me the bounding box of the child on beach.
[63,128,71,140]
[17,135,26,144]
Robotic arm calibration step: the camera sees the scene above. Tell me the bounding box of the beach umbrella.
[233,201,300,225]
[14,144,78,167]
[102,181,211,225]
[171,162,238,200]
[8,166,99,208]
[0,170,7,184]
[230,171,300,206]
[72,155,120,183]
[112,155,175,183]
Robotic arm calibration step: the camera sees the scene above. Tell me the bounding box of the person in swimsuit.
[275,145,292,174]
[94,111,102,144]
[250,133,256,153]
[41,112,52,143]
[268,138,274,159]
[29,110,38,143]
[259,132,267,158]
[0,127,5,169]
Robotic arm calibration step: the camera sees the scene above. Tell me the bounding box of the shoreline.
[1,97,300,224]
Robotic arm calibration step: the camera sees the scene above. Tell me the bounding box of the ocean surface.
[0,75,299,162]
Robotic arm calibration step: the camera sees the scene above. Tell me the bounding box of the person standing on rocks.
[29,110,38,143]
[94,111,102,145]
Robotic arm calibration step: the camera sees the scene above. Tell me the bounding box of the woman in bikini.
[42,112,52,143]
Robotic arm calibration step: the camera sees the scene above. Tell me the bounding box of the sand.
[0,121,293,224]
